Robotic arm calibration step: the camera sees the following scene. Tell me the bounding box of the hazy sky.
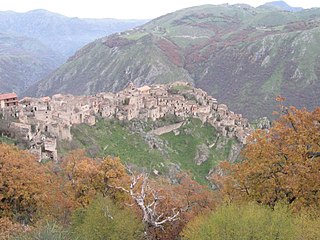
[0,0,319,19]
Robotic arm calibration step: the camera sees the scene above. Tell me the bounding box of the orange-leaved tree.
[61,150,100,207]
[61,150,128,207]
[0,143,55,224]
[213,106,320,210]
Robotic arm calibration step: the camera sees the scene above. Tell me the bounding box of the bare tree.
[109,168,180,230]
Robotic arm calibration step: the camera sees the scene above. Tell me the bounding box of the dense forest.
[1,104,320,239]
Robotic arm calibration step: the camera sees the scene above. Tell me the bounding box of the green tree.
[71,195,144,240]
[293,211,320,240]
[181,203,295,240]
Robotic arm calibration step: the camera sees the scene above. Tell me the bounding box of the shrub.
[12,221,69,240]
[181,203,295,240]
[71,195,144,240]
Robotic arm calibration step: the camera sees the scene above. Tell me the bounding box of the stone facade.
[0,93,18,109]
[4,82,252,161]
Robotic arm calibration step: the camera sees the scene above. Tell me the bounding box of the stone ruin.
[2,82,252,161]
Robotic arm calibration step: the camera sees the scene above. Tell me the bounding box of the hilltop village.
[1,82,251,161]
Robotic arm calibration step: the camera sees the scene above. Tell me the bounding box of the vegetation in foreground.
[181,203,320,240]
[0,105,320,239]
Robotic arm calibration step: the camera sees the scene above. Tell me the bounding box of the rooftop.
[0,93,18,101]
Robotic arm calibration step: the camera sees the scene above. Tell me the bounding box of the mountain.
[26,4,320,120]
[0,9,147,59]
[0,10,147,94]
[261,1,304,12]
[0,32,63,93]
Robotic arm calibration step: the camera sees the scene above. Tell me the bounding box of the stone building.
[0,93,18,109]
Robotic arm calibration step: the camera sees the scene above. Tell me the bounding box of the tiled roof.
[137,86,151,92]
[0,93,18,101]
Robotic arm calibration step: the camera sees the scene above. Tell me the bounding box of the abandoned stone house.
[0,93,18,109]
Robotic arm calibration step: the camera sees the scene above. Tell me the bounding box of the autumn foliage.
[213,106,320,210]
[0,144,77,232]
[60,149,128,207]
[0,144,53,223]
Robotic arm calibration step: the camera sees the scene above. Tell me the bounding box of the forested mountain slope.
[28,4,320,119]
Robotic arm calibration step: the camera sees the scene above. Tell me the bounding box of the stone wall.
[152,122,185,136]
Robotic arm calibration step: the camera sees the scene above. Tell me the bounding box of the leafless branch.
[107,166,180,229]
[307,152,320,159]
[129,170,180,229]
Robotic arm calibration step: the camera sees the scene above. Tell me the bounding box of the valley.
[1,1,320,239]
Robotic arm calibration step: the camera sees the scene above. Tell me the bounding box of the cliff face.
[27,4,320,119]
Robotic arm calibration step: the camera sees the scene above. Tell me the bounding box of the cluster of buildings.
[0,82,251,161]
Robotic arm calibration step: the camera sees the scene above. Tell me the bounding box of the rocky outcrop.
[194,144,210,165]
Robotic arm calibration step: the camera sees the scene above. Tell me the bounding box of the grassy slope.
[59,118,235,184]
[160,119,235,184]
[59,119,164,167]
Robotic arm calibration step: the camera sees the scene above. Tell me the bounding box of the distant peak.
[26,9,50,13]
[260,1,304,12]
[25,9,66,17]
